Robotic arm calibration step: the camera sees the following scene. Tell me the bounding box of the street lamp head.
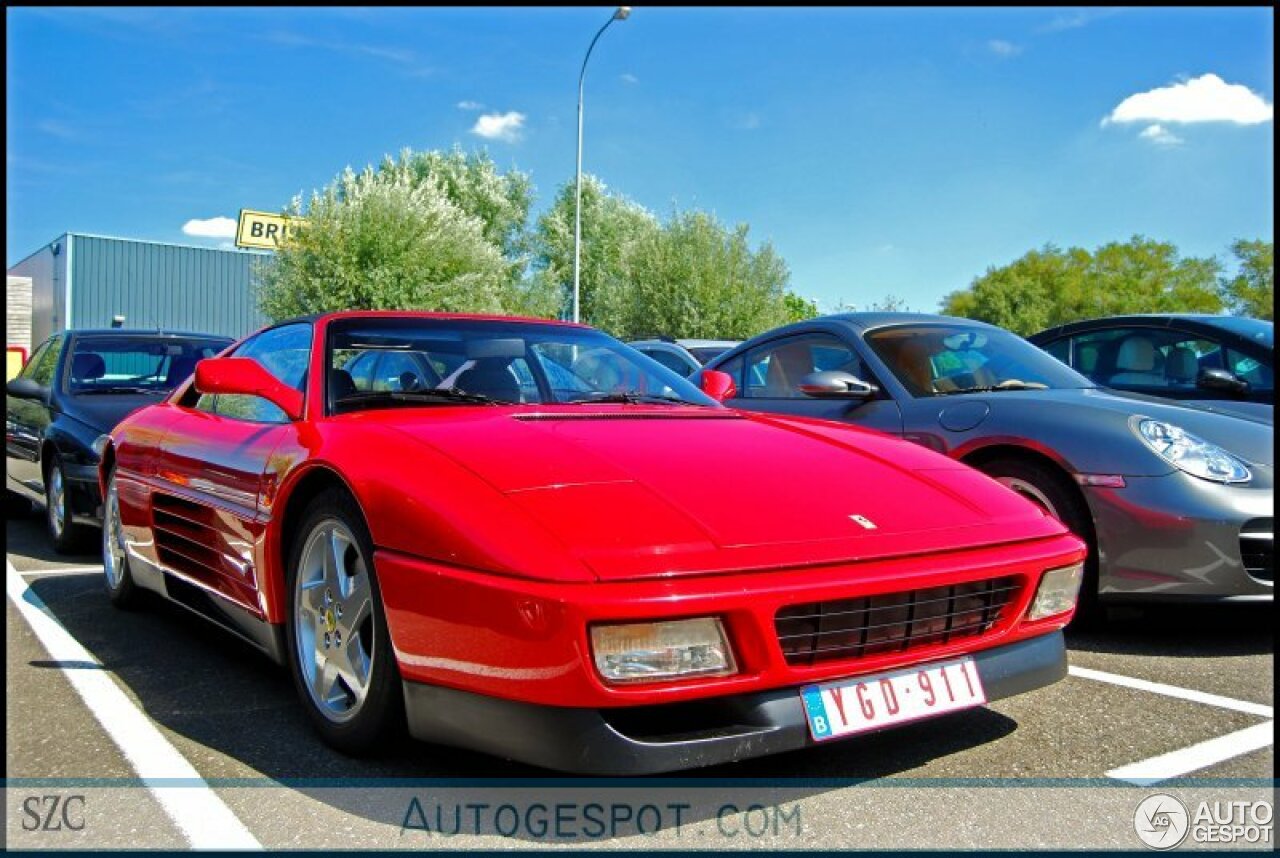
[614,6,631,21]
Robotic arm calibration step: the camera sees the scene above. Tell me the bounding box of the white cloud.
[1037,9,1120,33]
[456,100,484,111]
[1138,124,1183,146]
[1104,73,1273,126]
[987,39,1022,58]
[182,216,237,239]
[470,111,526,143]
[620,73,638,84]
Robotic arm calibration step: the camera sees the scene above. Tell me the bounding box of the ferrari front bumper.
[401,632,1067,775]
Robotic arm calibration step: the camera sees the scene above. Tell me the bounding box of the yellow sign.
[236,209,307,250]
[6,348,27,381]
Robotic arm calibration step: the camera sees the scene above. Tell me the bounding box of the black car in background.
[6,329,232,552]
[1028,314,1273,417]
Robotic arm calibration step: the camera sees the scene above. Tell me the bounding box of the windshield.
[864,323,1094,396]
[1200,316,1274,348]
[67,335,230,393]
[327,317,719,413]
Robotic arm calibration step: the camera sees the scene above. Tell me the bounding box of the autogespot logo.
[1135,794,1190,850]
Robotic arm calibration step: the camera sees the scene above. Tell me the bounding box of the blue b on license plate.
[801,656,987,741]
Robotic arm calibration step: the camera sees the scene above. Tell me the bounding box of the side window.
[216,323,312,423]
[24,335,64,387]
[1228,348,1272,392]
[742,335,864,399]
[645,348,695,376]
[19,337,54,382]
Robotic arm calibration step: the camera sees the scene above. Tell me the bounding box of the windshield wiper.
[934,380,1048,396]
[566,391,710,406]
[333,387,511,413]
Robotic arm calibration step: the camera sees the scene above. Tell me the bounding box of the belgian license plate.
[800,656,986,741]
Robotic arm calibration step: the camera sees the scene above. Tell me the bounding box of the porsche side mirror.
[194,357,304,421]
[699,369,737,403]
[1196,367,1249,396]
[6,377,49,403]
[799,370,878,399]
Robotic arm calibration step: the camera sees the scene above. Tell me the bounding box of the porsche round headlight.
[1132,418,1251,484]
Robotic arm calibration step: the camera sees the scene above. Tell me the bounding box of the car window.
[1069,327,1237,394]
[215,322,312,423]
[66,335,228,393]
[643,347,696,376]
[19,336,59,385]
[325,318,713,413]
[1228,348,1272,392]
[343,350,380,392]
[741,334,866,399]
[1041,337,1070,366]
[371,351,441,392]
[866,325,1088,395]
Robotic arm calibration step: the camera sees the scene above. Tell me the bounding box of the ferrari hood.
[381,407,1065,580]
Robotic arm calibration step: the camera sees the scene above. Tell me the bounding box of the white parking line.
[1106,721,1275,785]
[6,560,262,850]
[1069,665,1274,784]
[1068,665,1274,718]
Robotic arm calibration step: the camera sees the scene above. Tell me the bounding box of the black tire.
[284,488,403,754]
[101,467,140,609]
[45,452,94,555]
[976,456,1103,627]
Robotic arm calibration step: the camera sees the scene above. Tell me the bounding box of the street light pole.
[572,6,630,324]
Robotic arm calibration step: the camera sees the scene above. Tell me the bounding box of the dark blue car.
[6,329,232,552]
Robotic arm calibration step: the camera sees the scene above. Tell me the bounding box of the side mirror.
[6,377,49,403]
[1196,367,1249,396]
[698,369,737,403]
[194,357,304,421]
[799,370,878,399]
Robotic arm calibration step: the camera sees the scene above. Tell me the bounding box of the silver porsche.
[701,313,1273,614]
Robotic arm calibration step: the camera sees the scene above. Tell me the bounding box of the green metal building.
[6,233,269,348]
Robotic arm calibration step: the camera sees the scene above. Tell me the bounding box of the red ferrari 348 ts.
[99,311,1085,773]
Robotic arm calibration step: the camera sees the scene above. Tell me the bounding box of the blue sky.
[6,7,1274,312]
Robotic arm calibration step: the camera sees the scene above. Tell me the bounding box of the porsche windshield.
[326,317,719,412]
[864,324,1095,396]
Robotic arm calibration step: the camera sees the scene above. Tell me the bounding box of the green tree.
[400,147,533,278]
[529,174,660,328]
[1220,239,1273,320]
[256,157,523,320]
[783,292,820,322]
[621,210,793,339]
[940,237,1224,335]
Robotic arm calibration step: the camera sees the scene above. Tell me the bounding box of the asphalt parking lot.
[5,510,1274,851]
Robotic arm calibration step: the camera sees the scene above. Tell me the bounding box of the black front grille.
[775,577,1021,667]
[1240,519,1273,582]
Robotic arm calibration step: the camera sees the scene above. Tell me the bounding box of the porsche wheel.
[46,453,93,555]
[285,489,402,753]
[978,457,1102,625]
[102,468,139,609]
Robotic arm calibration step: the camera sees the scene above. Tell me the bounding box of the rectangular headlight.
[590,617,737,685]
[1027,563,1084,621]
